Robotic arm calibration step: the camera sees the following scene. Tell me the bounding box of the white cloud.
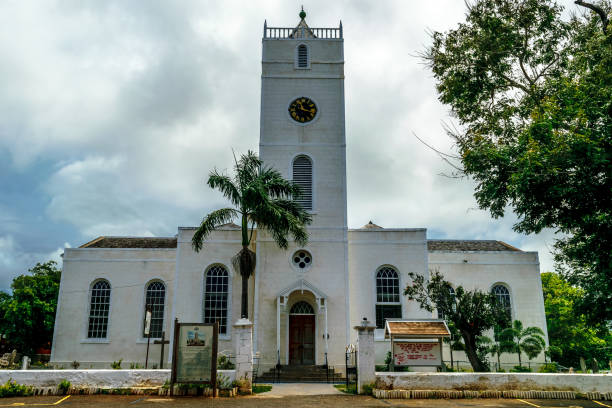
[0,0,579,281]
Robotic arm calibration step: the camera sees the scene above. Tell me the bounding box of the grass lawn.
[334,384,356,394]
[252,385,272,394]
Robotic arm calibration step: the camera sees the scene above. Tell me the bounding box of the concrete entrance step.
[256,364,345,383]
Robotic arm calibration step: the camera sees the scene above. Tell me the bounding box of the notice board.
[170,320,218,394]
[393,341,441,366]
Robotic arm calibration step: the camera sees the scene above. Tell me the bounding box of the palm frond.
[192,208,238,252]
[208,170,241,206]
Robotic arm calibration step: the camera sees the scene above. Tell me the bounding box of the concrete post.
[233,318,253,388]
[354,317,376,394]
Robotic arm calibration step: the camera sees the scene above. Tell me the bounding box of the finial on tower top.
[299,6,306,20]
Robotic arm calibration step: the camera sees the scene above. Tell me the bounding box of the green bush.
[360,383,375,396]
[217,355,235,370]
[510,365,532,373]
[0,380,34,398]
[58,380,71,395]
[538,363,558,373]
[110,359,123,369]
[216,373,233,390]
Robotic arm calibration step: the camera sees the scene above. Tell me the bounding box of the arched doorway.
[289,301,315,365]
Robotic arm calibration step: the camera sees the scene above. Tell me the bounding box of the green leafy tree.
[404,269,508,371]
[192,151,311,319]
[423,0,612,323]
[443,320,465,370]
[500,320,546,366]
[541,272,611,368]
[0,261,61,355]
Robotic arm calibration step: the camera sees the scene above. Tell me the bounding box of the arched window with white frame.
[144,281,165,338]
[203,265,229,335]
[375,266,402,329]
[88,279,111,339]
[492,284,512,321]
[296,44,309,68]
[292,155,313,211]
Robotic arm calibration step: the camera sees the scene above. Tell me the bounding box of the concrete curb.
[373,389,612,400]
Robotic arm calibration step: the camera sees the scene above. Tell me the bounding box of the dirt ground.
[0,395,610,408]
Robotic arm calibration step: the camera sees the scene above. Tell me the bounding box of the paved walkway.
[253,383,343,397]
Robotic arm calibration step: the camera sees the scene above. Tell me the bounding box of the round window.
[292,250,312,270]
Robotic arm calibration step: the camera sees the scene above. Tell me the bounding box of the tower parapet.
[263,9,342,39]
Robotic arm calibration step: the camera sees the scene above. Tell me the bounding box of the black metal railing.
[345,348,357,389]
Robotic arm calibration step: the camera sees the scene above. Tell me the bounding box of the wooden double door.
[289,314,315,365]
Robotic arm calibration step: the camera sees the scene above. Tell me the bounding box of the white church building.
[51,13,548,373]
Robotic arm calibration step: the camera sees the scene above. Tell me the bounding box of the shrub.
[216,373,233,390]
[129,363,142,369]
[110,359,123,369]
[538,363,558,373]
[510,365,532,373]
[70,361,80,369]
[0,380,34,398]
[217,355,235,370]
[58,380,70,395]
[360,383,375,396]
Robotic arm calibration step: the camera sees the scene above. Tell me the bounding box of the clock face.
[288,97,317,123]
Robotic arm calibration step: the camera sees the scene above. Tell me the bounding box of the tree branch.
[575,0,609,34]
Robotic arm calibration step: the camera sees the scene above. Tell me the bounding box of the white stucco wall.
[51,247,176,367]
[429,249,549,367]
[0,369,236,388]
[173,226,253,362]
[376,372,612,393]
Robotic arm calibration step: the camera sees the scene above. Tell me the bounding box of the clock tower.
[259,12,347,230]
[255,11,350,365]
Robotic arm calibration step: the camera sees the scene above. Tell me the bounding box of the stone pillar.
[354,318,376,394]
[233,318,253,387]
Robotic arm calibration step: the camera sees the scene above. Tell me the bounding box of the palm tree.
[501,320,546,367]
[192,151,312,320]
[481,325,513,371]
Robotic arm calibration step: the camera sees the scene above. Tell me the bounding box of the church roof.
[427,240,521,252]
[360,220,383,229]
[80,236,177,249]
[289,10,316,39]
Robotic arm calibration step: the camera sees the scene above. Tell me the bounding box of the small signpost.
[154,331,169,369]
[170,319,218,396]
[144,307,152,369]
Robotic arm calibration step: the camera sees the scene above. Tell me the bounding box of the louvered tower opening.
[297,44,308,68]
[292,155,313,210]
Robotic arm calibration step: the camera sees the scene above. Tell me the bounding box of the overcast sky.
[0,0,581,290]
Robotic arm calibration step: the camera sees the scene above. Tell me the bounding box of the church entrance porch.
[275,279,328,367]
[289,302,315,365]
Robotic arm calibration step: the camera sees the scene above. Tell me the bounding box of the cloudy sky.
[0,0,580,290]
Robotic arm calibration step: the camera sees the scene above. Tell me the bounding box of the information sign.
[170,320,218,395]
[393,341,441,366]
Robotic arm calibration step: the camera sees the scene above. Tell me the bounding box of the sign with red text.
[393,341,441,366]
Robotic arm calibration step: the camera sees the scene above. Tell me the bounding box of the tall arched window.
[492,284,512,321]
[144,281,165,338]
[296,44,309,68]
[375,266,401,329]
[292,155,313,210]
[88,280,111,339]
[203,265,229,335]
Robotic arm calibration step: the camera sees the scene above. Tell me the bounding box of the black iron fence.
[345,348,357,389]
